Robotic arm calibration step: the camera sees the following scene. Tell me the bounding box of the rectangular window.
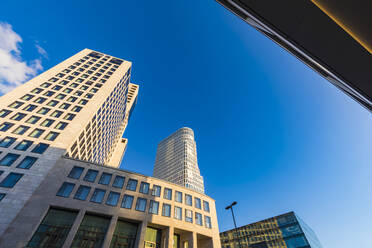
[175,191,183,203]
[0,122,14,132]
[106,191,120,206]
[64,113,76,121]
[41,119,55,127]
[98,172,112,185]
[90,188,106,203]
[47,100,59,107]
[50,110,63,118]
[59,103,70,110]
[14,140,33,151]
[74,185,91,200]
[151,185,161,197]
[9,101,24,109]
[55,122,68,130]
[68,166,84,179]
[112,176,125,188]
[11,112,26,121]
[20,94,33,100]
[0,109,12,118]
[121,194,134,209]
[203,201,210,212]
[34,97,47,104]
[174,206,182,220]
[26,116,40,124]
[37,107,51,115]
[23,104,37,112]
[205,216,212,228]
[126,179,138,191]
[45,131,59,141]
[17,156,37,169]
[12,125,30,135]
[195,197,201,209]
[195,213,203,226]
[149,200,159,215]
[185,209,193,223]
[56,94,66,100]
[29,129,45,138]
[0,153,20,166]
[164,188,172,200]
[27,208,78,248]
[135,197,147,212]
[83,169,98,182]
[56,182,75,197]
[162,203,171,217]
[0,172,23,188]
[31,143,49,154]
[0,137,16,148]
[139,182,150,194]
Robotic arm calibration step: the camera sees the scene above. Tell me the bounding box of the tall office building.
[220,212,323,248]
[153,127,205,193]
[0,48,138,236]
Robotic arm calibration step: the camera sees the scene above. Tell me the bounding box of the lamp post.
[225,201,242,248]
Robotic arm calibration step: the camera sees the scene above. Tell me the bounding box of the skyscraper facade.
[0,48,138,236]
[220,212,323,248]
[153,127,205,193]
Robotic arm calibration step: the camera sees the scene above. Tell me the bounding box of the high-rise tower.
[153,127,205,193]
[0,49,138,235]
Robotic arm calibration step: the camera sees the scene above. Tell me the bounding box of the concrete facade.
[0,49,137,235]
[0,157,221,248]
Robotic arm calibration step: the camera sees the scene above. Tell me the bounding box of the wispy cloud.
[0,22,45,94]
[35,43,48,59]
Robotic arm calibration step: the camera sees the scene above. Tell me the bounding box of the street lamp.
[225,201,242,248]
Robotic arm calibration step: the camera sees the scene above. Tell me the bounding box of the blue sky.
[1,1,372,247]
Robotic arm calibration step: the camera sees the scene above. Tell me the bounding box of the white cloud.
[35,44,48,59]
[0,22,45,94]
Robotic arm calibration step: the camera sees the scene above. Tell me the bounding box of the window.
[126,179,137,191]
[55,121,68,130]
[60,103,70,110]
[56,182,75,197]
[26,116,40,124]
[0,109,12,118]
[42,82,52,87]
[0,122,14,131]
[135,197,147,212]
[175,191,182,203]
[14,140,33,151]
[9,101,24,109]
[185,209,193,223]
[0,153,20,166]
[162,203,171,217]
[121,194,134,209]
[0,137,16,148]
[90,188,106,203]
[0,193,5,202]
[31,143,49,154]
[40,119,55,127]
[47,100,59,107]
[0,172,23,188]
[45,131,59,141]
[112,176,125,188]
[205,216,212,228]
[64,113,75,121]
[74,185,91,200]
[29,129,45,138]
[67,96,77,102]
[31,88,43,94]
[23,104,37,112]
[148,200,159,215]
[79,99,88,105]
[21,94,34,101]
[151,185,161,197]
[74,91,83,96]
[11,113,26,121]
[17,156,37,169]
[51,110,63,118]
[195,197,201,209]
[56,94,66,100]
[174,206,182,220]
[37,107,51,115]
[68,166,84,179]
[139,182,150,194]
[164,188,172,200]
[52,85,62,90]
[203,201,210,212]
[195,213,203,226]
[83,169,98,182]
[72,106,82,112]
[44,91,55,97]
[63,88,73,93]
[98,172,112,185]
[12,125,30,135]
[106,191,120,206]
[34,97,47,104]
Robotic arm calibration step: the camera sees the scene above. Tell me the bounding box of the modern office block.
[216,0,372,112]
[0,49,138,236]
[153,127,205,193]
[220,212,323,248]
[0,156,221,248]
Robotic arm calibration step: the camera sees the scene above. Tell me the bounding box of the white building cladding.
[153,127,205,193]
